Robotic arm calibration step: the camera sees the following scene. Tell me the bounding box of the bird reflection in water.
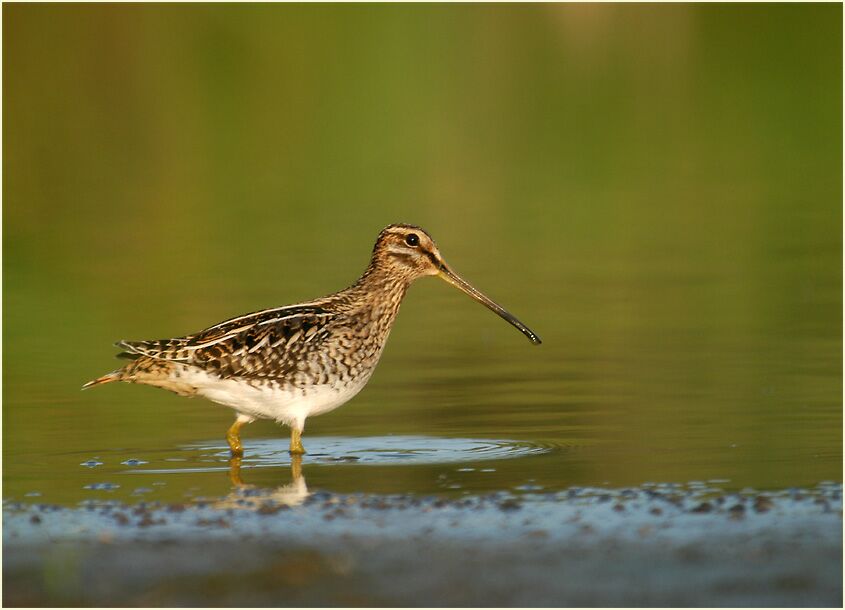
[215,454,309,510]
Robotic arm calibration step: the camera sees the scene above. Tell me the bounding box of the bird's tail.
[81,370,122,390]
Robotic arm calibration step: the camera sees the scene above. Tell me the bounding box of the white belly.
[177,365,371,431]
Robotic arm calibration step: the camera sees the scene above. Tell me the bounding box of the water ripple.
[131,436,554,473]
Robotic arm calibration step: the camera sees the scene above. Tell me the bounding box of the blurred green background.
[4,4,842,504]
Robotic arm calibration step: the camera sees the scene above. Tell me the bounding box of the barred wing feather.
[116,305,333,379]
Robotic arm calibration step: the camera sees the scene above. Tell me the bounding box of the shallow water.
[4,4,841,511]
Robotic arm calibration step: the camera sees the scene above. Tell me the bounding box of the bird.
[83,224,541,456]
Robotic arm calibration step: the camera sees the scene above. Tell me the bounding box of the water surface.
[4,4,841,508]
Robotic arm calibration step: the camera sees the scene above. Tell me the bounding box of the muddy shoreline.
[4,483,842,606]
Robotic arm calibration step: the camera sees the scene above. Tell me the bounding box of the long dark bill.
[438,264,542,345]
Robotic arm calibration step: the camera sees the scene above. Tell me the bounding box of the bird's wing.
[116,305,334,379]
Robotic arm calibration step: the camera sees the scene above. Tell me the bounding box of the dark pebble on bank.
[754,496,774,513]
[499,499,522,511]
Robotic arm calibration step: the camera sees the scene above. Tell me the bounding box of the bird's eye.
[405,233,420,247]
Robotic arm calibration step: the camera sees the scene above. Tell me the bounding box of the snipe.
[84,224,541,455]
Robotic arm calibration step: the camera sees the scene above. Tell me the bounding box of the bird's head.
[369,223,541,345]
[371,224,445,281]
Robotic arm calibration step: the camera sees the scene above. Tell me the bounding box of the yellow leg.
[226,420,245,456]
[289,428,305,455]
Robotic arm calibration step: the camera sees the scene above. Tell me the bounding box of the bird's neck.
[330,261,411,319]
[356,263,410,302]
